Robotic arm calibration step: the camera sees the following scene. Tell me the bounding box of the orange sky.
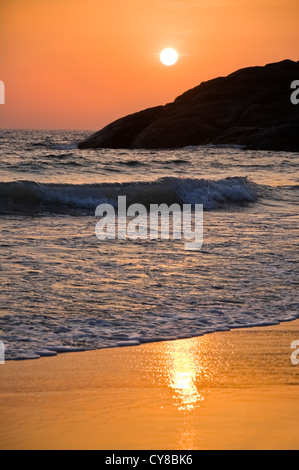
[0,0,298,130]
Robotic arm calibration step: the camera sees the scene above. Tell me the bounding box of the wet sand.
[0,320,299,450]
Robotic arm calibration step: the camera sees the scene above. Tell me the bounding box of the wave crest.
[0,176,258,215]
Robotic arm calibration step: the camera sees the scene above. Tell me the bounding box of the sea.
[0,129,298,360]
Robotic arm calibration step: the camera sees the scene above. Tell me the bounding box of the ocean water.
[0,129,298,360]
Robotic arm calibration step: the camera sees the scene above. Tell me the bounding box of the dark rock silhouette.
[78,60,299,152]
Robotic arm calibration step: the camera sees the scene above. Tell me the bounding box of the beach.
[1,320,299,450]
[0,132,298,451]
[2,0,299,455]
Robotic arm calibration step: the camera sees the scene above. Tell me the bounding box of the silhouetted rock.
[78,60,299,152]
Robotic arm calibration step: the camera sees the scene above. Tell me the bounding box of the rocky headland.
[78,60,299,152]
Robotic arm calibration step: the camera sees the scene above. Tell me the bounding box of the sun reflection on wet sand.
[151,336,223,448]
[146,333,238,448]
[168,345,203,411]
[157,337,219,412]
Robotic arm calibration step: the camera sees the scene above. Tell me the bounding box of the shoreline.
[0,319,299,450]
[4,315,298,363]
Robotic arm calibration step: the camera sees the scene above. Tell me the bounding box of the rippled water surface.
[0,130,298,360]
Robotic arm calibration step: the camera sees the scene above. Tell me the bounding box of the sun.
[160,48,178,66]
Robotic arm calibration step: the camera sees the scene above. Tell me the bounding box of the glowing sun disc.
[160,48,178,66]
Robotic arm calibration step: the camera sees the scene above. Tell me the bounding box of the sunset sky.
[1,0,298,130]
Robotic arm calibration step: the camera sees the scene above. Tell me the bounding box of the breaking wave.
[0,176,259,215]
